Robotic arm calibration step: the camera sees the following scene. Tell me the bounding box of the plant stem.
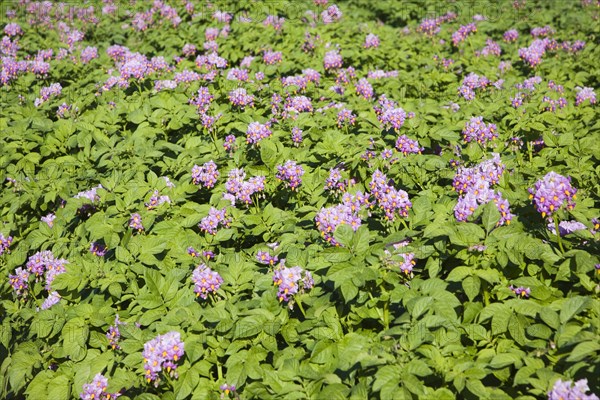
[295,297,306,318]
[554,217,565,254]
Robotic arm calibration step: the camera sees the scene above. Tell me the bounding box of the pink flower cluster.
[337,108,356,127]
[191,161,219,189]
[364,34,379,48]
[321,5,342,24]
[191,264,223,299]
[355,78,374,100]
[315,195,365,245]
[503,29,519,42]
[575,87,596,106]
[323,50,342,70]
[458,72,492,100]
[190,87,214,112]
[143,331,185,385]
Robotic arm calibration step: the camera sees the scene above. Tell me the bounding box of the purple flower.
[80,373,120,400]
[4,23,22,36]
[529,172,577,218]
[548,379,598,400]
[0,233,13,255]
[273,265,313,302]
[224,135,236,152]
[191,161,219,188]
[263,50,282,65]
[198,208,230,235]
[364,33,380,48]
[395,135,423,155]
[324,51,342,70]
[369,170,412,220]
[519,38,548,67]
[257,250,279,266]
[503,29,519,42]
[35,83,62,107]
[321,5,342,24]
[90,242,107,257]
[107,314,124,350]
[575,87,596,106]
[462,117,498,145]
[143,331,185,384]
[246,122,272,145]
[191,264,223,299]
[228,88,254,108]
[145,190,171,210]
[547,220,587,236]
[190,87,214,112]
[129,213,144,232]
[9,267,30,296]
[399,253,416,275]
[452,23,477,46]
[510,285,531,298]
[355,78,374,100]
[337,108,356,127]
[276,161,305,191]
[291,127,303,146]
[324,167,348,192]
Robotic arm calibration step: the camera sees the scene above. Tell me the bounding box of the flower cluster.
[323,50,342,70]
[476,39,501,57]
[315,200,361,245]
[462,116,498,144]
[192,264,223,299]
[106,314,124,350]
[90,242,107,257]
[273,264,313,302]
[189,87,214,112]
[199,207,230,235]
[374,96,407,131]
[224,169,266,206]
[355,78,374,99]
[263,50,282,65]
[9,251,67,309]
[458,72,492,100]
[80,374,120,400]
[575,87,596,106]
[369,170,412,220]
[529,171,577,218]
[0,233,13,256]
[229,88,254,108]
[321,5,342,24]
[337,108,356,127]
[146,190,171,210]
[364,33,380,48]
[283,95,313,118]
[510,285,531,298]
[417,12,456,36]
[35,82,62,107]
[542,96,567,112]
[531,25,555,37]
[452,23,477,46]
[226,68,249,82]
[257,250,279,266]
[129,213,144,232]
[395,135,423,155]
[191,161,220,189]
[143,331,185,384]
[246,122,272,145]
[452,154,513,225]
[519,38,548,67]
[276,160,305,191]
[324,167,350,192]
[548,379,598,400]
[503,29,519,42]
[547,220,587,236]
[224,134,236,152]
[291,127,303,146]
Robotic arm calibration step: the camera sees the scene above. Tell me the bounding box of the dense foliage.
[1,1,599,399]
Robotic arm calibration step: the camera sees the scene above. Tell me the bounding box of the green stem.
[554,217,565,254]
[483,282,490,306]
[383,298,389,330]
[217,363,223,380]
[295,297,306,318]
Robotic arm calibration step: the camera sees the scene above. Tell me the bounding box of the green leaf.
[462,276,480,302]
[481,201,500,233]
[333,224,354,248]
[559,296,590,324]
[566,341,600,362]
[540,308,560,329]
[47,375,71,400]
